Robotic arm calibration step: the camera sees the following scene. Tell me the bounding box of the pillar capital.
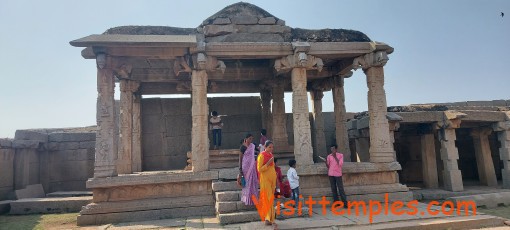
[493,121,510,132]
[274,54,323,74]
[192,53,226,73]
[470,128,493,137]
[434,111,467,130]
[352,51,389,71]
[119,80,140,93]
[310,89,324,101]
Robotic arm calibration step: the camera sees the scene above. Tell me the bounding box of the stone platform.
[77,170,218,226]
[412,185,510,201]
[9,196,92,214]
[82,202,506,229]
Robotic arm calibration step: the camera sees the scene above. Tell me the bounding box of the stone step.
[215,190,241,202]
[340,214,504,230]
[0,200,13,214]
[215,201,256,213]
[212,181,241,192]
[447,191,510,208]
[218,207,311,225]
[81,195,213,215]
[210,161,239,169]
[46,191,93,197]
[10,196,92,214]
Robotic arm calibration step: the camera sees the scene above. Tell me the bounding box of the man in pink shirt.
[326,144,347,205]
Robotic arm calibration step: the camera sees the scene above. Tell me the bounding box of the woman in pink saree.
[239,134,259,205]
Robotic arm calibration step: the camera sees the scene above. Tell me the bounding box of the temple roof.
[100,2,371,43]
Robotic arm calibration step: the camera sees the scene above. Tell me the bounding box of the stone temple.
[0,2,509,226]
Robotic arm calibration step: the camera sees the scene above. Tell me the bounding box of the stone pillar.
[355,135,370,162]
[365,67,395,163]
[260,89,272,139]
[118,80,139,174]
[131,93,142,172]
[493,119,510,188]
[439,128,464,191]
[291,68,313,165]
[471,128,497,186]
[271,80,289,150]
[421,133,439,188]
[191,69,209,172]
[94,56,118,178]
[311,89,327,159]
[332,76,351,161]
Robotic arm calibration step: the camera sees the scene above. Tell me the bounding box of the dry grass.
[0,213,79,230]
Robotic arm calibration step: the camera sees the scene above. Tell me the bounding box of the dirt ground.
[0,213,80,230]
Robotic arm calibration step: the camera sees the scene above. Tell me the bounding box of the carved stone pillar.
[353,52,395,163]
[332,76,351,161]
[260,89,272,140]
[438,127,463,191]
[191,69,209,172]
[291,68,313,165]
[471,128,497,186]
[118,80,138,174]
[421,132,439,188]
[94,54,118,178]
[132,93,142,172]
[271,80,289,150]
[493,116,510,188]
[311,89,327,160]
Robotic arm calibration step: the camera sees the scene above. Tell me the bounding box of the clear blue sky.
[0,0,508,138]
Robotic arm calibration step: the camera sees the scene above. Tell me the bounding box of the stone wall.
[0,128,96,200]
[141,97,262,171]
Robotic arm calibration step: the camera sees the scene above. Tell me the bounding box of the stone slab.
[212,17,231,25]
[215,191,241,202]
[447,192,510,208]
[14,130,48,142]
[15,184,45,199]
[12,140,41,149]
[77,205,214,226]
[46,191,93,197]
[0,200,12,214]
[48,132,96,142]
[298,162,402,176]
[86,170,218,189]
[258,17,276,25]
[0,139,13,148]
[212,181,240,192]
[231,15,258,25]
[9,196,92,214]
[82,195,213,215]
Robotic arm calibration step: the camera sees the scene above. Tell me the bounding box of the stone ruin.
[0,2,509,226]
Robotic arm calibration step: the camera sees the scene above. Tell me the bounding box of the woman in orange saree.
[257,141,277,227]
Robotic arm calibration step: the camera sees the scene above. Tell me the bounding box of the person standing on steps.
[209,111,223,150]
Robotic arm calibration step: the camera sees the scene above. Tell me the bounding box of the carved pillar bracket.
[193,53,226,74]
[274,54,323,75]
[493,112,510,188]
[352,51,389,72]
[173,56,192,76]
[94,54,118,178]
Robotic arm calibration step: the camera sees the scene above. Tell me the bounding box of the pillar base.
[369,148,396,163]
[443,169,463,192]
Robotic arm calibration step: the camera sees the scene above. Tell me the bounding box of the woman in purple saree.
[239,134,259,205]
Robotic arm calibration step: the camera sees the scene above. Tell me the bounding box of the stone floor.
[85,202,506,229]
[411,182,510,201]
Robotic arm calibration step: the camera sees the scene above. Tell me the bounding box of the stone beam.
[204,42,293,58]
[139,81,264,94]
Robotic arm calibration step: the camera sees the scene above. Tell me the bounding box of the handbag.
[237,173,246,188]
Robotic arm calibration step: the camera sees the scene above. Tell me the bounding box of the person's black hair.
[261,129,267,136]
[331,144,338,149]
[264,140,273,148]
[274,158,278,163]
[289,159,296,167]
[212,111,218,116]
[245,133,253,139]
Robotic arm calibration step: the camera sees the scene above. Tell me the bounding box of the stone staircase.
[212,169,309,225]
